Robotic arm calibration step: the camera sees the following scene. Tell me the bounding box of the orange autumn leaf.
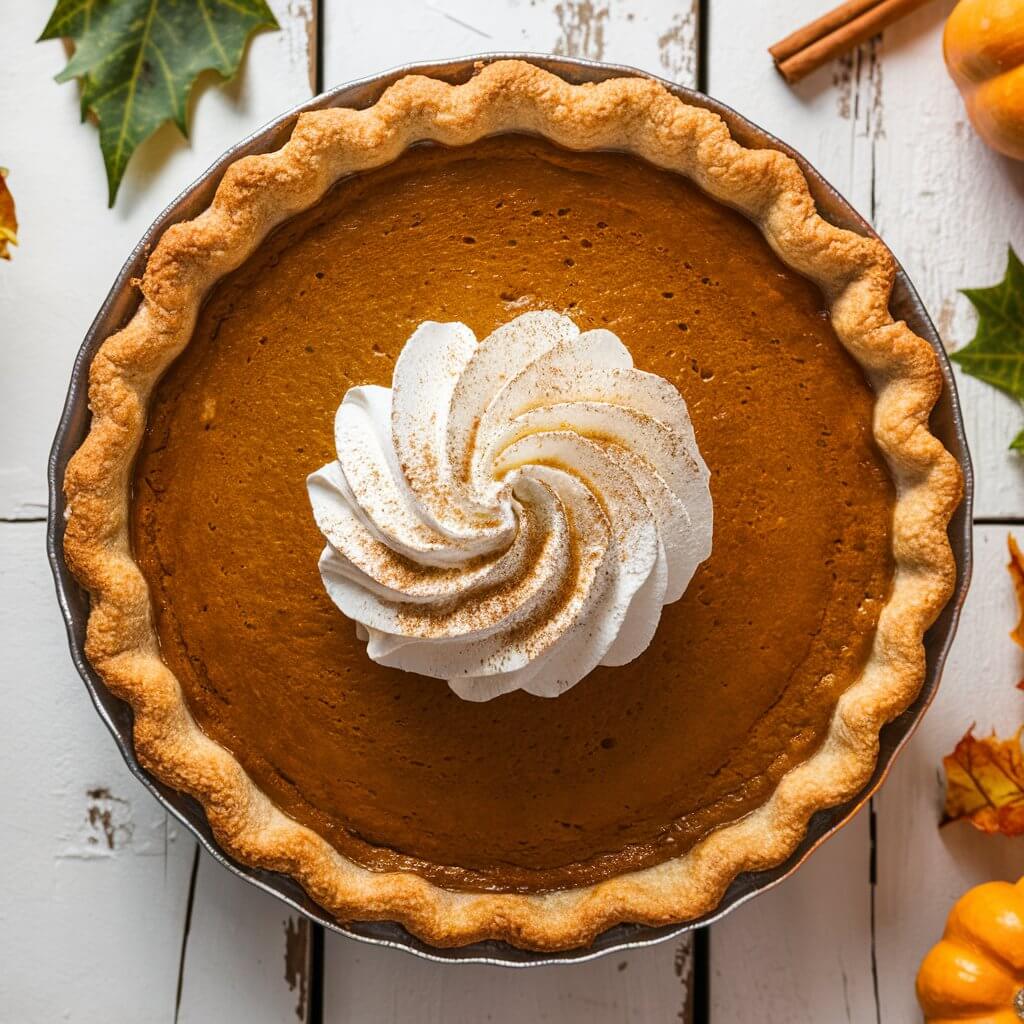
[941,727,1024,837]
[1010,534,1024,649]
[0,168,16,260]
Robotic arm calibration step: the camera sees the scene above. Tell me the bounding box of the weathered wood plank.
[322,0,698,89]
[323,933,692,1023]
[710,814,876,1023]
[0,0,317,520]
[176,852,314,1023]
[318,1,699,1015]
[871,0,1024,520]
[0,524,195,1023]
[0,3,316,1021]
[875,524,1024,1021]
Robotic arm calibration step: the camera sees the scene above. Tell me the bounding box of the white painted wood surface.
[322,0,698,85]
[323,933,692,1023]
[876,525,1024,1022]
[177,854,313,1023]
[3,0,1023,1020]
[710,814,877,1023]
[0,523,193,1023]
[0,2,316,1021]
[874,1,1024,521]
[0,0,316,521]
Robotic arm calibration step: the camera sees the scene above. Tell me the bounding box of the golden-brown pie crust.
[64,60,962,950]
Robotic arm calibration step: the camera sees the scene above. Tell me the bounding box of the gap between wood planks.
[866,46,883,1019]
[301,8,326,1018]
[174,845,201,1024]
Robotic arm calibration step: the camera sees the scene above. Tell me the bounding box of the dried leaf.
[941,727,1024,837]
[1010,534,1024,649]
[0,168,17,260]
[39,0,279,206]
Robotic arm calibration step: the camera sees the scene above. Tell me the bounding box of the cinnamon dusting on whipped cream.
[307,311,713,701]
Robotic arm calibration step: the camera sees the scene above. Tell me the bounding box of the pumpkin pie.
[64,61,962,949]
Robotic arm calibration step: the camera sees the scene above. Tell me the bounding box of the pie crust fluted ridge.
[63,60,963,950]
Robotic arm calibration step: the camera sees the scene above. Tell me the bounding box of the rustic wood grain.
[875,525,1024,1021]
[0,0,317,522]
[871,0,1024,521]
[176,852,314,1023]
[320,0,698,87]
[323,932,694,1023]
[710,814,877,1022]
[0,524,196,1022]
[0,3,316,1022]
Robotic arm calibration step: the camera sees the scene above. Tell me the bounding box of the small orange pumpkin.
[943,0,1024,160]
[917,877,1024,1023]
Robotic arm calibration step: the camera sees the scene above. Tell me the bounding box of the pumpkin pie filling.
[132,135,895,893]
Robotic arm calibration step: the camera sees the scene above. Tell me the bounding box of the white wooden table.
[2,1,1022,1020]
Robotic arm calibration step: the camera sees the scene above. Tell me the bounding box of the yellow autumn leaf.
[941,727,1024,837]
[1009,534,1024,649]
[0,168,16,260]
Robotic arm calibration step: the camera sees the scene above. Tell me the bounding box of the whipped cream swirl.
[308,311,713,702]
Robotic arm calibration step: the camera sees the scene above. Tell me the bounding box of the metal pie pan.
[47,53,974,967]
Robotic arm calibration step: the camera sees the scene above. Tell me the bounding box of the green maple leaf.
[40,0,279,206]
[951,246,1024,452]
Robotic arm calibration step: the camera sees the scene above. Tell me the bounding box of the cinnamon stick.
[770,0,935,84]
[769,0,881,64]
